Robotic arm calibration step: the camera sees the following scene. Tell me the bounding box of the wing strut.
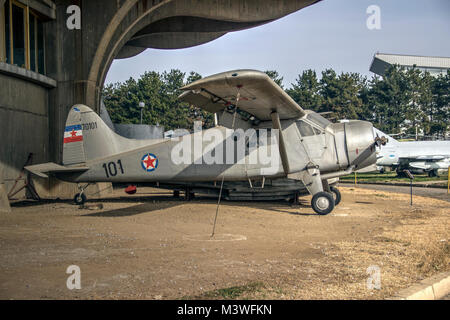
[271,111,290,175]
[211,87,241,238]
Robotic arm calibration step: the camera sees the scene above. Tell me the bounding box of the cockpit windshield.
[307,113,331,129]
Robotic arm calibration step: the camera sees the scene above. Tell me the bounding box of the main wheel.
[74,193,87,205]
[311,192,335,215]
[428,170,438,177]
[330,186,342,206]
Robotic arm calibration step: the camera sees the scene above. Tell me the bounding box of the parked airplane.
[374,128,450,177]
[25,70,385,215]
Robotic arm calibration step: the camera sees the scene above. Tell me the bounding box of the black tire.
[396,170,406,178]
[311,192,335,215]
[185,192,195,201]
[428,170,438,178]
[330,186,341,206]
[74,193,87,205]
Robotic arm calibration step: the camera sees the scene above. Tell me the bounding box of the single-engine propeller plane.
[25,70,386,215]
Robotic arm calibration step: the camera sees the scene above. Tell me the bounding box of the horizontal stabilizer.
[25,163,89,178]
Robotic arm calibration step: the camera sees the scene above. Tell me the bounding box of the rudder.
[63,106,86,165]
[63,104,123,165]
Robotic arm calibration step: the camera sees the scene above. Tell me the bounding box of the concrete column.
[0,166,11,213]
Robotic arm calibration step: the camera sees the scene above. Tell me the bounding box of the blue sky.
[105,0,450,87]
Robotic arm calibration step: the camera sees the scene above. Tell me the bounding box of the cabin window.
[296,120,315,137]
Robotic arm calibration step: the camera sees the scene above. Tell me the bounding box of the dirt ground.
[0,186,448,300]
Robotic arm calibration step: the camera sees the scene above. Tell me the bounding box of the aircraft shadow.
[11,198,73,207]
[11,194,317,217]
[81,195,185,217]
[208,198,316,216]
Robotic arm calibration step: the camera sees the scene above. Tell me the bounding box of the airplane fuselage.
[58,114,377,184]
[377,141,450,168]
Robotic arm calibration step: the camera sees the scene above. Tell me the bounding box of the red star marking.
[71,130,77,137]
[144,155,156,169]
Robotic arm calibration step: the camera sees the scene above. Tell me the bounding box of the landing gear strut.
[74,183,91,205]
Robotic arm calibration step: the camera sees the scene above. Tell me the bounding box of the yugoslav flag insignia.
[64,125,83,144]
[141,153,158,172]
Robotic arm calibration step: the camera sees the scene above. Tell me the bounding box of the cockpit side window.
[296,120,315,137]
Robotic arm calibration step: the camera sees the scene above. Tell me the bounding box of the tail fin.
[63,104,131,165]
[373,127,398,145]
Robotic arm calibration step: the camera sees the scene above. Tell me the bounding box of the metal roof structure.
[370,53,450,77]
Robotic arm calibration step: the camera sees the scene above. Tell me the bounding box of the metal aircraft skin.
[374,128,450,177]
[26,70,383,215]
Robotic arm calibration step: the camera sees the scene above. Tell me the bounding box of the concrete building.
[370,53,450,77]
[0,0,321,201]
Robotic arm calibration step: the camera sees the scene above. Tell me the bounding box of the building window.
[29,10,36,71]
[37,18,44,74]
[11,2,26,68]
[1,0,45,74]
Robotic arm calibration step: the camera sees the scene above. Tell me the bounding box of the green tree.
[103,69,214,131]
[103,67,449,139]
[286,69,322,111]
[319,69,365,120]
[367,65,410,134]
[264,70,284,89]
[430,70,450,137]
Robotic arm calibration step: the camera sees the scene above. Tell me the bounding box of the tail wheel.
[311,192,335,215]
[74,193,87,205]
[330,186,342,206]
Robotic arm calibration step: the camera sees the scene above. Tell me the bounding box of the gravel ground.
[341,183,450,202]
[0,186,448,300]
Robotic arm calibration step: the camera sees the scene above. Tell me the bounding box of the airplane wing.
[399,155,448,163]
[179,69,305,121]
[25,162,89,178]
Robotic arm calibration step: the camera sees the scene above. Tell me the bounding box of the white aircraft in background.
[374,128,450,177]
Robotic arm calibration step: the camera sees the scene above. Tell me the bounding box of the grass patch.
[186,282,265,300]
[416,241,450,274]
[340,172,448,183]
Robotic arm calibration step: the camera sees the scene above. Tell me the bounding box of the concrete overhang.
[116,0,322,59]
